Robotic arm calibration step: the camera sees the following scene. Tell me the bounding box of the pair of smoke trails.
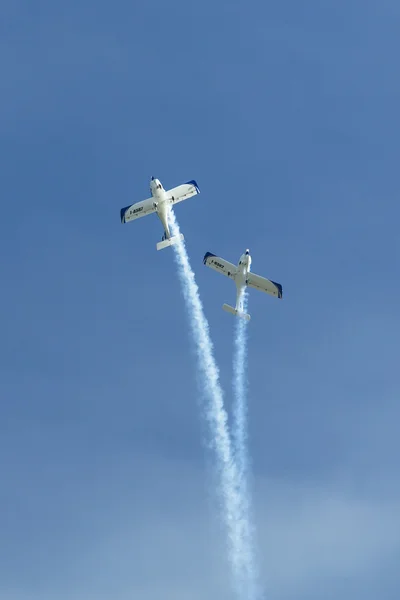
[168,208,257,600]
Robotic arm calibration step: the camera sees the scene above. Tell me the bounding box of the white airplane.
[120,177,200,250]
[203,249,282,321]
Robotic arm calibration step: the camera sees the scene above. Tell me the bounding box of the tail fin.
[222,304,251,321]
[156,233,184,251]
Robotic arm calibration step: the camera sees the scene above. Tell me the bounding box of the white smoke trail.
[233,290,250,505]
[232,291,259,593]
[168,209,256,599]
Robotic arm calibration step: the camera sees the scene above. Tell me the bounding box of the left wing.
[120,197,155,224]
[167,180,200,205]
[247,272,283,299]
[203,252,237,279]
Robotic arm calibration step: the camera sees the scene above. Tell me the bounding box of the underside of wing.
[247,272,283,298]
[167,180,200,205]
[203,252,237,279]
[120,197,155,224]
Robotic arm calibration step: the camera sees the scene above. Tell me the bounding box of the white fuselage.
[233,250,252,311]
[150,178,171,239]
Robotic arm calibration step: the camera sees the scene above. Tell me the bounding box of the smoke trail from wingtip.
[232,290,258,593]
[168,208,256,599]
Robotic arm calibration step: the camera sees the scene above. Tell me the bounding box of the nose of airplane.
[245,249,250,254]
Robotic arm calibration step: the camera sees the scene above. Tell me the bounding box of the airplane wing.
[247,272,283,299]
[203,252,237,279]
[120,197,156,224]
[167,180,200,205]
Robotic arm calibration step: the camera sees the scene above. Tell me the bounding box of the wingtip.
[271,280,283,299]
[203,251,216,264]
[186,179,200,194]
[120,206,128,223]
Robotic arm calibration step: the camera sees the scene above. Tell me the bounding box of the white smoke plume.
[168,208,259,599]
[232,290,259,595]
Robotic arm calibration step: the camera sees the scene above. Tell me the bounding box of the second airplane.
[203,249,283,321]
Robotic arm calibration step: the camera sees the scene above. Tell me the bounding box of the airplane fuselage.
[233,250,252,312]
[150,177,171,239]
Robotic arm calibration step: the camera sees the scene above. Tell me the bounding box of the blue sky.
[1,1,399,598]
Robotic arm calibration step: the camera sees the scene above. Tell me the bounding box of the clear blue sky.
[1,1,399,599]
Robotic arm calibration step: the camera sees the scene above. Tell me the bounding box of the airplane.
[120,177,200,250]
[203,249,282,321]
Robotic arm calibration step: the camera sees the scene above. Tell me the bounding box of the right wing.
[120,197,156,224]
[203,252,237,279]
[167,180,200,205]
[247,272,283,299]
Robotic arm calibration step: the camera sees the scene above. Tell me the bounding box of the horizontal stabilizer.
[156,233,184,251]
[222,304,251,321]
